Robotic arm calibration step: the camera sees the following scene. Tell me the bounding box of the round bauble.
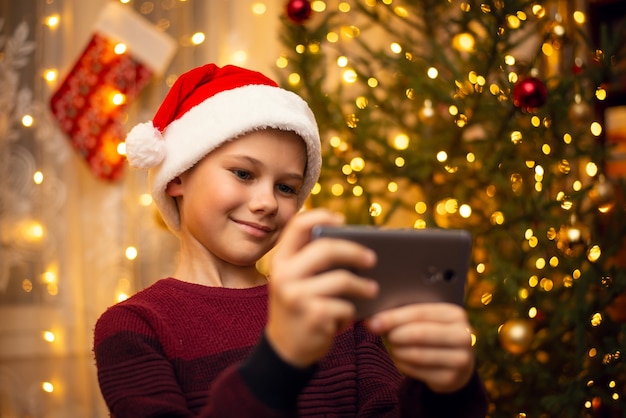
[512,77,548,112]
[499,318,534,355]
[286,0,312,24]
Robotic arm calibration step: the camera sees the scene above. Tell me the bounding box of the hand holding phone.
[311,225,471,319]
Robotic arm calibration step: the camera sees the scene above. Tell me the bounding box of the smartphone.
[310,225,471,319]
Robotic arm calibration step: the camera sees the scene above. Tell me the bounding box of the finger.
[282,238,377,279]
[367,303,468,334]
[386,322,473,348]
[390,345,473,370]
[274,270,379,308]
[274,209,344,259]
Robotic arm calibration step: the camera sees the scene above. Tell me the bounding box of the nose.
[248,182,278,214]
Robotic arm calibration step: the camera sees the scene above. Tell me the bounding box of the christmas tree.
[278,0,626,416]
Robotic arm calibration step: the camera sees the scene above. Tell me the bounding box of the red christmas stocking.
[50,2,176,181]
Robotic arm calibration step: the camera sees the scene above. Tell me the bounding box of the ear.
[165,176,183,197]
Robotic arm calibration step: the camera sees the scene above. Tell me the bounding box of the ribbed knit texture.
[93,278,488,417]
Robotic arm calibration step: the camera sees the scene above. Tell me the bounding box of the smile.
[233,219,274,238]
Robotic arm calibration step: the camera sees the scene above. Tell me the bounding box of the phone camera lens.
[443,269,456,282]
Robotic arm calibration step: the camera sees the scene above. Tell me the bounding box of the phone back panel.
[311,226,472,318]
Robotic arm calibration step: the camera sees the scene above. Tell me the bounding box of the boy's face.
[171,128,308,267]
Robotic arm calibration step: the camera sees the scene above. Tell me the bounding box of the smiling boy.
[93,63,487,417]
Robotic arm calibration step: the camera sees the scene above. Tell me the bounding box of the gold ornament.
[588,174,615,213]
[567,100,592,123]
[499,319,534,355]
[556,215,590,257]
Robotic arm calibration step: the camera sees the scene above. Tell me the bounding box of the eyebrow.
[227,154,305,182]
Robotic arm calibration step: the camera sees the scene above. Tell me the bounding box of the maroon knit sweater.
[94,278,487,417]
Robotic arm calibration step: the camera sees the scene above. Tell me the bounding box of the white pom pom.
[125,122,166,169]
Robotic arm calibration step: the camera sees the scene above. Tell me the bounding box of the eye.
[277,183,297,195]
[232,169,252,180]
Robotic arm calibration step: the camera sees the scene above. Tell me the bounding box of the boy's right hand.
[265,209,379,368]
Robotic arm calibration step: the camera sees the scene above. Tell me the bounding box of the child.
[93,63,488,417]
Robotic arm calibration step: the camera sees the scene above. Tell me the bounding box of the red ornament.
[512,77,548,112]
[286,0,312,24]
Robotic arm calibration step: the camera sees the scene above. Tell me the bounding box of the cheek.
[276,202,300,226]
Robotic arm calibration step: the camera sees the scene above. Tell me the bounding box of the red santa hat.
[125,63,321,235]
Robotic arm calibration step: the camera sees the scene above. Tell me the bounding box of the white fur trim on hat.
[125,121,166,169]
[146,84,321,235]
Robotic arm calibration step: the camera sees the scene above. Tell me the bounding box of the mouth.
[233,219,274,238]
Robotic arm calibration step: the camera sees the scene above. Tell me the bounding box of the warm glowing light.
[459,204,472,218]
[114,43,127,54]
[390,42,402,54]
[369,203,382,217]
[139,193,153,206]
[590,122,602,136]
[585,162,598,177]
[413,219,426,229]
[342,69,357,83]
[331,183,344,196]
[387,182,398,192]
[338,2,351,12]
[231,50,248,64]
[288,73,301,85]
[350,157,365,171]
[312,1,326,12]
[42,271,56,284]
[491,211,504,225]
[427,67,438,79]
[42,382,54,393]
[33,171,44,184]
[393,133,409,150]
[117,292,129,302]
[191,32,206,45]
[436,151,448,162]
[45,15,60,28]
[22,115,34,127]
[394,157,405,167]
[251,2,267,14]
[111,93,126,106]
[453,32,475,51]
[595,87,607,101]
[587,245,601,262]
[117,142,126,156]
[44,69,58,82]
[21,220,44,242]
[43,331,56,342]
[507,14,521,29]
[337,56,348,67]
[311,183,321,195]
[276,56,288,68]
[573,11,585,24]
[125,246,138,260]
[591,312,602,326]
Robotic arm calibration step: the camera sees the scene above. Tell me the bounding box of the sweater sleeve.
[398,371,489,418]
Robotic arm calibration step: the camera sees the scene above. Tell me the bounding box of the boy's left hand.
[366,303,475,394]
